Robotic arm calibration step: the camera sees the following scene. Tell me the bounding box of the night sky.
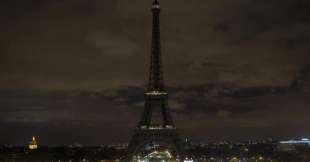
[1,0,310,146]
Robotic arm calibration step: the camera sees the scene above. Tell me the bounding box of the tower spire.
[148,0,163,91]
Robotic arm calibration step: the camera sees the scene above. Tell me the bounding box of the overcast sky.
[0,0,310,146]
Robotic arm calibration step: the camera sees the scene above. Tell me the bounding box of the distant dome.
[28,136,38,150]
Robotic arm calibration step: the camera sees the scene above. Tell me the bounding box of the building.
[126,0,183,161]
[278,138,310,152]
[28,136,38,150]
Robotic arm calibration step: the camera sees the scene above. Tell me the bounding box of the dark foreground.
[1,142,310,162]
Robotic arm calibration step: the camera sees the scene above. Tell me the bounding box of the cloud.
[0,0,310,144]
[1,83,310,144]
[86,31,140,56]
[0,0,309,90]
[168,99,186,112]
[216,110,232,118]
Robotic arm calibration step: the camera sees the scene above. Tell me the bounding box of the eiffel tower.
[126,0,183,160]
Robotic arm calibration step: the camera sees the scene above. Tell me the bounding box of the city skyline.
[0,0,310,146]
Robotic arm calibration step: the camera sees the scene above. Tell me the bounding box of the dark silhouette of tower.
[126,0,182,160]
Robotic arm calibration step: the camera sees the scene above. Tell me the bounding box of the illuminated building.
[132,150,176,162]
[183,157,193,162]
[278,138,310,152]
[280,138,310,145]
[28,136,38,150]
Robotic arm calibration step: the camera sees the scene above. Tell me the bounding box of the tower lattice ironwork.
[126,0,183,160]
